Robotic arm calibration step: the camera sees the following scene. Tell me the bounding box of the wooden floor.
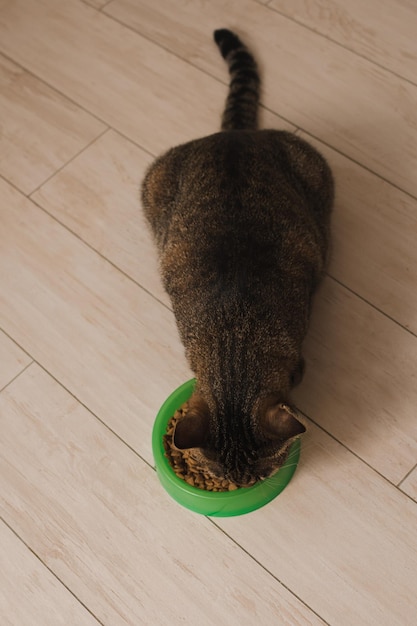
[1,1,417,624]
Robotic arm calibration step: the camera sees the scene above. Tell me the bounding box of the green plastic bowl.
[152,379,301,517]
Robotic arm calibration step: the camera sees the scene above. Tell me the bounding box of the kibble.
[164,402,240,492]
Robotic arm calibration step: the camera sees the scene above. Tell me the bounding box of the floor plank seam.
[33,361,157,473]
[99,6,299,132]
[27,193,171,312]
[0,50,178,165]
[397,463,417,490]
[2,36,416,205]
[207,518,332,626]
[259,104,302,131]
[0,50,113,147]
[2,167,170,315]
[28,126,110,198]
[0,516,105,626]
[297,127,417,205]
[96,11,417,203]
[327,274,417,341]
[0,171,31,198]
[0,360,34,394]
[303,407,417,507]
[266,5,417,88]
[0,326,34,363]
[82,0,114,12]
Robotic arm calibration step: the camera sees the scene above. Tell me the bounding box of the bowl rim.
[152,379,301,516]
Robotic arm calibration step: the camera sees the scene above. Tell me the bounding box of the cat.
[142,29,334,487]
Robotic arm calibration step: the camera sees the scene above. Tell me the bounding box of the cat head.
[172,393,306,487]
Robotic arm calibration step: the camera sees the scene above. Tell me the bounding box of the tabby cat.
[142,29,334,487]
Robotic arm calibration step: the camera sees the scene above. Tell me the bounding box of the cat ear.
[262,403,306,442]
[173,396,210,450]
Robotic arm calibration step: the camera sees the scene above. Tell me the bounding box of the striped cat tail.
[214,29,261,131]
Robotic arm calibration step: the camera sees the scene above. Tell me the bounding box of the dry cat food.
[164,402,240,492]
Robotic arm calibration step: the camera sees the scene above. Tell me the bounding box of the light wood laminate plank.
[293,277,417,484]
[0,177,190,465]
[0,0,293,159]
[0,331,31,391]
[0,521,100,626]
[32,130,167,305]
[300,131,417,336]
[401,467,417,502]
[269,0,417,85]
[104,0,417,198]
[0,364,326,626]
[0,55,105,194]
[0,0,220,154]
[217,422,417,626]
